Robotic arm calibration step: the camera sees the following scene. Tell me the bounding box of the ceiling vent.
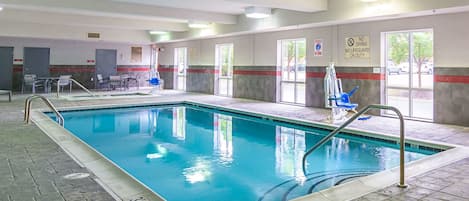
[87,32,100,39]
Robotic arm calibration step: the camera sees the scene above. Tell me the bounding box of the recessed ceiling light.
[149,30,167,35]
[0,7,3,11]
[245,6,271,19]
[188,20,210,29]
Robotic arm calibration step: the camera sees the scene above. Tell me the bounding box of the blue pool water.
[49,104,438,201]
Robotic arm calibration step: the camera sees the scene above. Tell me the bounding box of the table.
[37,77,59,93]
[122,77,139,90]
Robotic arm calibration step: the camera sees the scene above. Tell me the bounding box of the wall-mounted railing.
[302,104,407,188]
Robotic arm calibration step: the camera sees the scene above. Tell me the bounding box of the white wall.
[0,37,152,65]
[158,11,469,68]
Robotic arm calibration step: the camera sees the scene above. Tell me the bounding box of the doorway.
[0,47,13,89]
[96,49,117,85]
[215,44,233,97]
[24,47,50,77]
[384,30,434,120]
[278,39,306,105]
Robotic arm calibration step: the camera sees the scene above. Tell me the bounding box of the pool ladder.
[302,104,408,188]
[24,95,64,126]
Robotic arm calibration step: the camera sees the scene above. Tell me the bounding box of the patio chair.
[96,74,109,90]
[109,75,122,90]
[22,74,44,94]
[53,75,72,93]
[0,90,12,102]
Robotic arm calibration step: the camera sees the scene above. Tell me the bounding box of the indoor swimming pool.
[47,104,440,201]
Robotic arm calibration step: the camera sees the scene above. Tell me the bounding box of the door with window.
[174,47,187,91]
[384,30,433,120]
[216,44,233,96]
[279,39,306,104]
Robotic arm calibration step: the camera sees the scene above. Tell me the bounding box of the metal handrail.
[24,95,64,126]
[302,104,407,188]
[56,78,96,98]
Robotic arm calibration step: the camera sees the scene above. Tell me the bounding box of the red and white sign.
[314,39,323,57]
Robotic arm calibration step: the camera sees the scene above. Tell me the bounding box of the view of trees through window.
[385,30,433,119]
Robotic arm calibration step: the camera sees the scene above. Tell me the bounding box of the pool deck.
[1,90,469,201]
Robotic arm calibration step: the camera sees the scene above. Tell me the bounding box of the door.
[174,47,187,91]
[24,47,50,77]
[384,30,434,120]
[96,49,117,85]
[0,47,13,89]
[279,39,306,104]
[216,44,233,97]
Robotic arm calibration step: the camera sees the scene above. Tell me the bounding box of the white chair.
[109,75,122,90]
[54,75,72,93]
[96,74,109,90]
[22,74,44,94]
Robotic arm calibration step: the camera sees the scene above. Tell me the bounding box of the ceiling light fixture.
[0,6,3,11]
[149,30,167,35]
[361,0,378,2]
[188,20,210,29]
[245,6,271,19]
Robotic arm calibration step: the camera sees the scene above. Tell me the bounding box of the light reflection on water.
[59,105,435,201]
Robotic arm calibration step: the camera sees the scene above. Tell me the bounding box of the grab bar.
[56,78,96,98]
[302,104,407,188]
[24,95,64,126]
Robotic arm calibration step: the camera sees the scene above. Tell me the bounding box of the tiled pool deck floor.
[1,90,468,201]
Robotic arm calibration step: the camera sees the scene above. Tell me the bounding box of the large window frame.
[278,38,306,105]
[383,29,434,120]
[215,43,234,97]
[174,47,187,91]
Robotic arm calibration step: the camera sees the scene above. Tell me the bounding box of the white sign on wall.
[345,36,370,58]
[314,39,323,57]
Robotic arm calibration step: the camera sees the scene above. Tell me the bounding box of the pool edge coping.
[31,100,469,201]
[31,110,166,201]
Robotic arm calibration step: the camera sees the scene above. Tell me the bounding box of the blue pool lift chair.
[329,86,359,110]
[329,86,371,120]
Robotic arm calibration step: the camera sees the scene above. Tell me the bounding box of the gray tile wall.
[233,66,279,102]
[159,65,176,89]
[186,65,215,94]
[434,67,469,126]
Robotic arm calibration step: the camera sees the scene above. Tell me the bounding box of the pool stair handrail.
[24,95,64,126]
[302,104,407,188]
[56,78,96,98]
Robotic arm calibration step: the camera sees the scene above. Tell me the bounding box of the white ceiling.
[112,0,328,14]
[0,0,327,33]
[112,0,249,14]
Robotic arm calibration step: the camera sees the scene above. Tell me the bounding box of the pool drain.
[63,173,90,180]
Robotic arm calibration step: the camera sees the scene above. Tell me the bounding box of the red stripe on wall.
[435,75,469,84]
[306,72,326,78]
[234,70,281,76]
[159,68,178,72]
[187,69,219,74]
[117,67,150,72]
[49,67,95,73]
[13,66,23,72]
[306,72,384,80]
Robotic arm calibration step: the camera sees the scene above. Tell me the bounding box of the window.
[174,47,187,90]
[278,39,306,104]
[384,30,433,120]
[215,44,233,96]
